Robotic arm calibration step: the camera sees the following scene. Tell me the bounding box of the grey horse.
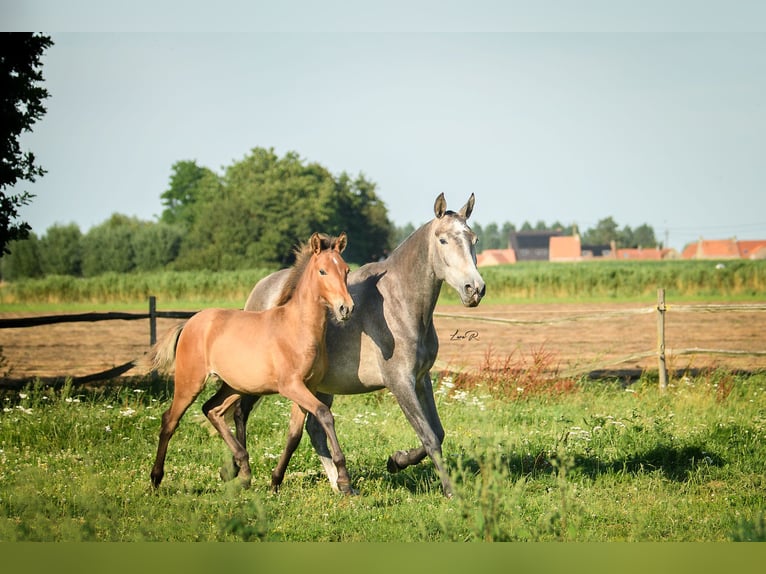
[238,193,486,497]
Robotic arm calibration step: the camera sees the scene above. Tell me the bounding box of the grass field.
[1,369,764,542]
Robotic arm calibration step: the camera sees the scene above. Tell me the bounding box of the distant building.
[476,248,516,267]
[509,230,562,261]
[681,238,766,260]
[549,235,582,262]
[581,244,613,259]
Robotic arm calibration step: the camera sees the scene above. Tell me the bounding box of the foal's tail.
[148,322,185,373]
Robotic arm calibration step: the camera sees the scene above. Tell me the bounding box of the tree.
[81,214,139,276]
[631,223,658,248]
[40,223,82,276]
[132,222,183,271]
[0,33,53,255]
[582,217,620,246]
[174,147,393,270]
[0,233,42,279]
[160,160,221,227]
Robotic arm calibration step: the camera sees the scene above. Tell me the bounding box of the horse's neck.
[386,222,442,319]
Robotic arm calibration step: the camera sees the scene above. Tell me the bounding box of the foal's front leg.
[279,380,354,495]
[270,402,307,492]
[202,385,252,487]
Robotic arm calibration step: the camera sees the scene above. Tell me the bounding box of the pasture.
[0,369,764,541]
[1,260,765,542]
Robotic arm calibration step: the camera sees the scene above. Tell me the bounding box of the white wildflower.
[120,408,136,417]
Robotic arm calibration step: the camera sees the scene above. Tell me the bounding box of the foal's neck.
[286,264,329,338]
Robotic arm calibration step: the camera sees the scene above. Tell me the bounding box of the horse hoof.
[219,461,239,482]
[386,451,406,473]
[338,481,358,496]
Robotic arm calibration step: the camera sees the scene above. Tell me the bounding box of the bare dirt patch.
[2,301,766,383]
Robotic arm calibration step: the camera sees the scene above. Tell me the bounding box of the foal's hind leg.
[151,378,206,488]
[221,395,262,481]
[202,384,252,487]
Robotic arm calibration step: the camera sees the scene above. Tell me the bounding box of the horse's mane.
[273,233,337,306]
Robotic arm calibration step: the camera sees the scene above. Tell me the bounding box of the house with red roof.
[476,248,516,267]
[681,238,766,259]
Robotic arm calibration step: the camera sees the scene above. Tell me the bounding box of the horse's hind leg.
[271,402,307,493]
[387,372,444,472]
[202,385,251,487]
[387,373,453,497]
[221,395,262,481]
[151,378,205,488]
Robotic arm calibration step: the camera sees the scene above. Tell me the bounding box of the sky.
[4,2,766,252]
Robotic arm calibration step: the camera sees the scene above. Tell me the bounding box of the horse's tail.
[149,322,185,373]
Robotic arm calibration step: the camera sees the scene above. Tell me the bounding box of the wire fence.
[3,292,766,390]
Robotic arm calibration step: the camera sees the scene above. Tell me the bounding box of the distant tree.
[160,160,221,227]
[0,33,53,255]
[174,147,392,270]
[482,223,505,250]
[81,214,139,276]
[132,222,183,271]
[630,223,658,248]
[40,223,82,276]
[0,233,42,279]
[582,217,620,246]
[329,172,392,264]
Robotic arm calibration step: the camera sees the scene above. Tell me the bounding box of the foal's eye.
[319,268,327,276]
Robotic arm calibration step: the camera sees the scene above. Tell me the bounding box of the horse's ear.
[335,232,348,254]
[310,232,323,254]
[434,193,447,218]
[458,193,475,220]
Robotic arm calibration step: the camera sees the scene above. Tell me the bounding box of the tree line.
[472,218,658,251]
[2,147,394,279]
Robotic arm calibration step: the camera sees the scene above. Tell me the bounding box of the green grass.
[3,259,766,309]
[1,371,764,541]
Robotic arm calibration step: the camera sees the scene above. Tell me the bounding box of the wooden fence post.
[149,296,157,347]
[657,288,668,391]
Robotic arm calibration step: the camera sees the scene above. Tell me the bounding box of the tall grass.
[0,268,274,308]
[453,259,766,303]
[1,370,764,541]
[2,260,765,308]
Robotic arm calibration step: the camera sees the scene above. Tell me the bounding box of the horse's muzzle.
[463,281,486,307]
[337,302,354,321]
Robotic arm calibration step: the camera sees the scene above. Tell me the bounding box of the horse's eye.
[319,269,327,276]
[439,238,448,245]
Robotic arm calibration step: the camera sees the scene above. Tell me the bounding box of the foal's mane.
[273,233,337,306]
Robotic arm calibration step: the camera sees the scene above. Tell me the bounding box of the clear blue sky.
[4,2,766,251]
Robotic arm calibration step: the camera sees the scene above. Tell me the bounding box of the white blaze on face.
[437,218,484,305]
